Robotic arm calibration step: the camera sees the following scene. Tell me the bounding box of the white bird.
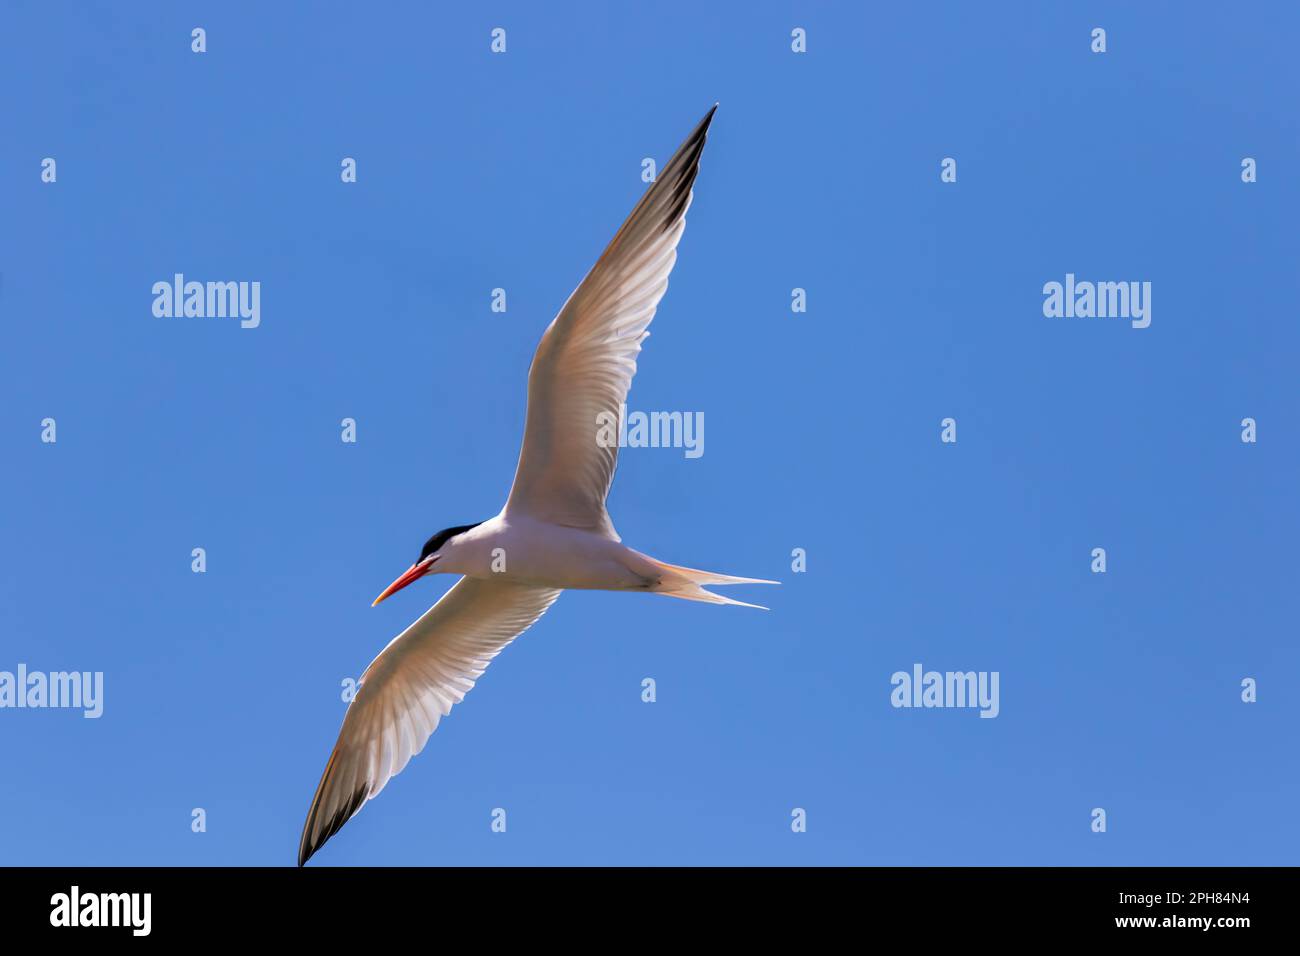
[298,105,773,866]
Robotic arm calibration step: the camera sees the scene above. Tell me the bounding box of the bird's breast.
[461,521,647,591]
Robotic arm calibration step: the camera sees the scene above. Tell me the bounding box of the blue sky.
[1,1,1296,866]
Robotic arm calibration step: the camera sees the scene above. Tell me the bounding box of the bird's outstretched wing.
[505,105,717,538]
[298,577,561,866]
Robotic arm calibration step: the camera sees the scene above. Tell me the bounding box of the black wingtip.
[652,106,716,231]
[680,104,716,145]
[297,778,369,869]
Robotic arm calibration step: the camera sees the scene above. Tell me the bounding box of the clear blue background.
[1,1,1296,866]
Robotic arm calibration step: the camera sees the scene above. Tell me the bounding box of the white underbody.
[433,512,663,591]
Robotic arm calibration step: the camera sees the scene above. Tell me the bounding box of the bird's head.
[371,522,482,606]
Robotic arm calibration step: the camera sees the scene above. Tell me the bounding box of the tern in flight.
[298,105,773,866]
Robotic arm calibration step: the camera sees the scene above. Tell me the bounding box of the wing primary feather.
[297,578,560,865]
[503,105,717,534]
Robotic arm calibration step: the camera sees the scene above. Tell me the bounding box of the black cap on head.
[419,523,482,562]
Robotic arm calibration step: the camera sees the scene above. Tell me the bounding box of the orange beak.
[372,559,434,607]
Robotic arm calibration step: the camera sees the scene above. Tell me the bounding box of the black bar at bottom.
[0,866,1278,940]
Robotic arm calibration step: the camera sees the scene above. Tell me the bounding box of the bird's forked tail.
[644,557,778,610]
